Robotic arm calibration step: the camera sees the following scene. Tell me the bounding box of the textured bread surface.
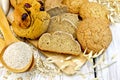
[38,31,81,55]
[79,2,109,20]
[45,0,63,11]
[77,18,112,54]
[62,0,88,13]
[1,42,33,72]
[47,13,79,38]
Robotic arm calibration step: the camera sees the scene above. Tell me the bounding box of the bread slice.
[38,31,81,55]
[28,39,87,75]
[0,42,33,73]
[47,7,68,17]
[47,13,79,38]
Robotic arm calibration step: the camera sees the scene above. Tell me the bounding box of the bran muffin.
[12,0,50,39]
[77,18,112,54]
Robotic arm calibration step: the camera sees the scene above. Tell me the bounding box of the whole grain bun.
[38,31,81,55]
[47,13,79,38]
[0,42,33,73]
[77,18,112,54]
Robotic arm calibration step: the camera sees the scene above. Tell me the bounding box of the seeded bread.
[38,31,81,55]
[0,42,33,73]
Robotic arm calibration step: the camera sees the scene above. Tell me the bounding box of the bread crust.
[38,31,81,55]
[47,13,79,38]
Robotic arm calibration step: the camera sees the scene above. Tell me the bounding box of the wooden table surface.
[55,23,120,80]
[42,23,120,80]
[0,2,120,79]
[1,23,119,80]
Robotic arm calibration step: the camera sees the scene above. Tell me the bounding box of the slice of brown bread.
[47,13,79,38]
[0,42,33,73]
[38,31,81,55]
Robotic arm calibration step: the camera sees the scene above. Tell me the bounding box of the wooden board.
[28,39,87,75]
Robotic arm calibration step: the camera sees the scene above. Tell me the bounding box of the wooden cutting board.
[28,40,87,75]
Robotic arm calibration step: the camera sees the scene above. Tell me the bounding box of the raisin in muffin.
[12,0,50,39]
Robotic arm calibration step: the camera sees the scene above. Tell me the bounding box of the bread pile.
[37,0,112,55]
[0,0,112,75]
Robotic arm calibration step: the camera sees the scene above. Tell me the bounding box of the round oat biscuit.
[79,2,109,20]
[77,18,112,54]
[62,0,88,14]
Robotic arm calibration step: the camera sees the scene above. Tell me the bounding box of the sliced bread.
[47,13,79,38]
[0,42,33,73]
[38,31,81,55]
